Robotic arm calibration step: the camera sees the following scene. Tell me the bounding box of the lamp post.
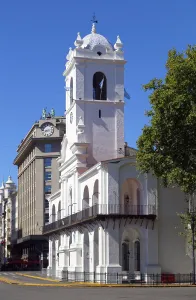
[191,213,195,285]
[3,199,7,266]
[189,194,196,285]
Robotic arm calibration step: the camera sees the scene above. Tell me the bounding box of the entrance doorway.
[121,228,141,274]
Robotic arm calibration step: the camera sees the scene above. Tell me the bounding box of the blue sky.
[0,0,196,184]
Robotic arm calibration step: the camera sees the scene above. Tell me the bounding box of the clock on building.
[41,123,54,136]
[70,112,73,124]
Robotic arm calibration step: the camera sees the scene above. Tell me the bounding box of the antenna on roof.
[91,13,98,24]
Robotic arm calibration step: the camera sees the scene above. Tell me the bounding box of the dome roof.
[6,176,13,185]
[81,23,113,51]
[82,33,113,51]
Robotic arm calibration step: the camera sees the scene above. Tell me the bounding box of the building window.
[44,171,51,181]
[44,213,49,224]
[45,199,49,208]
[44,144,52,153]
[44,158,52,168]
[45,185,51,194]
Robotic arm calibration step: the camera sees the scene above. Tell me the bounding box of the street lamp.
[188,194,196,285]
[3,199,7,266]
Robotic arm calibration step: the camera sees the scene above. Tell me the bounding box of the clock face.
[70,112,73,124]
[41,123,54,136]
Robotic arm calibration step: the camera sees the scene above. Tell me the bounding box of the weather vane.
[91,13,98,24]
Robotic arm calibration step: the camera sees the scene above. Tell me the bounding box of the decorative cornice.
[59,154,77,173]
[63,55,126,77]
[64,101,75,115]
[48,190,61,202]
[78,162,101,182]
[74,99,124,105]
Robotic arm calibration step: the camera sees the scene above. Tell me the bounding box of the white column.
[89,231,94,272]
[61,179,65,218]
[96,227,105,271]
[105,223,121,271]
[47,239,52,276]
[145,223,161,274]
[63,178,68,217]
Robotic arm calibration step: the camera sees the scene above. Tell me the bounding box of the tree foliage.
[136,45,196,195]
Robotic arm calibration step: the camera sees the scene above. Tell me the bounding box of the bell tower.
[62,22,126,171]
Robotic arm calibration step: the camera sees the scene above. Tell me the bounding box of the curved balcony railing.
[43,204,156,234]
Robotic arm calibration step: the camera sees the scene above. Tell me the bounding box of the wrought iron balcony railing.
[43,204,156,234]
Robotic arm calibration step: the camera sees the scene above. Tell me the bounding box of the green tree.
[137,45,196,195]
[136,46,196,279]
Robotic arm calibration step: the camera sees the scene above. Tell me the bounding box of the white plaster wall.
[85,101,124,163]
[158,185,192,273]
[64,100,124,164]
[64,103,77,161]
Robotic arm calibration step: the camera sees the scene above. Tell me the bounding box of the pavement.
[0,271,59,285]
[1,283,196,300]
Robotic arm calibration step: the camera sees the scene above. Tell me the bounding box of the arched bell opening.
[93,72,107,100]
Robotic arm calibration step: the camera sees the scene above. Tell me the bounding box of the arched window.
[134,240,140,271]
[122,242,129,271]
[93,72,107,100]
[70,77,73,104]
[92,179,99,205]
[52,205,56,222]
[83,185,90,210]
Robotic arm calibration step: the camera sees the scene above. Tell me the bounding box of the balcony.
[43,204,156,235]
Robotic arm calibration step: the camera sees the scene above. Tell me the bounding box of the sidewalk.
[5,272,196,288]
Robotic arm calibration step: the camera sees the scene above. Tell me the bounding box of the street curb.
[13,274,196,288]
[16,273,61,282]
[1,276,196,288]
[5,282,196,288]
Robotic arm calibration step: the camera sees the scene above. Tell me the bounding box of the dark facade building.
[13,111,65,265]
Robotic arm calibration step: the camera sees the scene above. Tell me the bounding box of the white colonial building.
[44,22,192,282]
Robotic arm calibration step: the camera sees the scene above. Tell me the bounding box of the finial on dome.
[91,13,98,33]
[6,176,13,184]
[74,32,83,48]
[91,23,96,33]
[114,35,123,52]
